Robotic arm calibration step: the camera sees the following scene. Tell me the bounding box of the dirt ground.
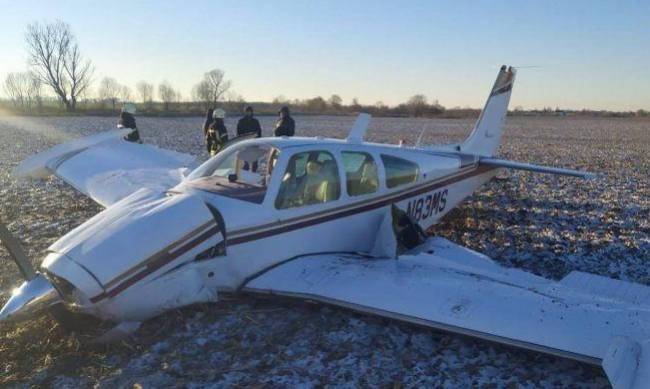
[0,115,647,387]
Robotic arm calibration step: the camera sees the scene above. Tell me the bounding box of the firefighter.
[202,108,214,153]
[274,106,295,137]
[236,106,262,138]
[207,108,229,156]
[118,103,141,143]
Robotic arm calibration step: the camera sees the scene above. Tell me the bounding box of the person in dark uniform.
[207,108,229,156]
[236,106,262,138]
[202,108,214,153]
[118,103,141,143]
[274,106,295,137]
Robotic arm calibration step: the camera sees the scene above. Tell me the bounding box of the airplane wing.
[13,129,197,207]
[244,237,650,389]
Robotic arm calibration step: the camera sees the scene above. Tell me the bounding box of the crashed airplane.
[1,66,647,388]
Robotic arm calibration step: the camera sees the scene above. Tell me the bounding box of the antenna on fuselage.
[346,113,371,144]
[414,125,428,148]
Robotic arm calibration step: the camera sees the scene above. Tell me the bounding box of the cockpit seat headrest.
[361,160,377,178]
[320,160,338,176]
[306,160,322,176]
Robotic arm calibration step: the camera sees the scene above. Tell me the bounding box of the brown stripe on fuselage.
[102,220,217,290]
[228,164,481,239]
[229,164,495,245]
[90,224,220,303]
[90,164,496,303]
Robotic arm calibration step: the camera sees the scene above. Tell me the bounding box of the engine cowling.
[43,189,225,312]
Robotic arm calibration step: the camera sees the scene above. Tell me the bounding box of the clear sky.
[1,0,648,110]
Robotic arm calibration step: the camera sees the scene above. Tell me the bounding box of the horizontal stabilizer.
[480,157,594,179]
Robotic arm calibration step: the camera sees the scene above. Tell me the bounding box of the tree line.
[2,20,454,118]
[4,20,646,118]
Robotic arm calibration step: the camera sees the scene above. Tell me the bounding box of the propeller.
[0,222,37,281]
[0,222,61,324]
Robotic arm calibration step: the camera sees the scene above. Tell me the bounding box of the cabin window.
[275,151,341,209]
[342,151,379,196]
[183,144,278,203]
[381,154,419,188]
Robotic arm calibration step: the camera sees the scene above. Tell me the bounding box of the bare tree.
[25,20,93,112]
[191,81,210,107]
[136,81,154,106]
[3,72,43,112]
[158,81,178,111]
[406,94,428,117]
[328,94,342,108]
[272,95,289,105]
[4,73,29,110]
[191,69,231,109]
[98,77,121,111]
[120,85,132,102]
[306,96,327,112]
[350,97,361,110]
[27,74,43,111]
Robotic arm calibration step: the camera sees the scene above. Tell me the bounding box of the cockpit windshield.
[189,144,278,184]
[184,143,279,203]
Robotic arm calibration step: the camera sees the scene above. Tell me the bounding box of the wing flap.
[244,238,650,383]
[14,130,197,207]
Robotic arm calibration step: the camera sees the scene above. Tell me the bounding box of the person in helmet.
[237,106,262,138]
[207,108,229,156]
[274,106,295,137]
[118,103,141,143]
[202,108,215,153]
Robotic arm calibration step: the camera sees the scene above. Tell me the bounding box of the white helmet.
[122,103,136,115]
[213,108,226,119]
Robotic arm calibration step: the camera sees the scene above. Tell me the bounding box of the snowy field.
[0,115,648,387]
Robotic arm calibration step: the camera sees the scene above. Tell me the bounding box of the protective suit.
[207,109,229,156]
[118,104,141,143]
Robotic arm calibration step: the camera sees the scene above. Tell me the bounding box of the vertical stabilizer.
[461,66,516,156]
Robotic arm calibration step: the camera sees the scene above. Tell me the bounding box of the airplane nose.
[0,274,61,323]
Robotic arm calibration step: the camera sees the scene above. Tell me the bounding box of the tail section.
[461,65,516,156]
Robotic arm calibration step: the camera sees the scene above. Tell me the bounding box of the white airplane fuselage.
[191,142,497,290]
[39,138,497,322]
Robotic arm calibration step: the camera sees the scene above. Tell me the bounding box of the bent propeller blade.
[0,223,37,281]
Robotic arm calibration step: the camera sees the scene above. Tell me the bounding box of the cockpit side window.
[381,154,419,188]
[342,151,379,196]
[275,150,341,209]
